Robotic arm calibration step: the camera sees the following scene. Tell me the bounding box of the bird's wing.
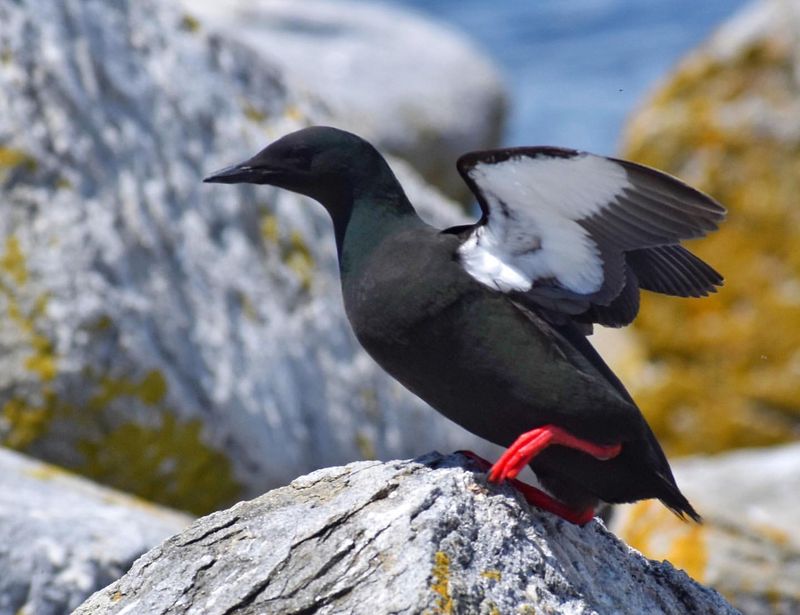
[455,146,725,327]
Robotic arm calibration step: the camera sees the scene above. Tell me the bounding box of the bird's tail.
[657,472,702,523]
[644,426,702,523]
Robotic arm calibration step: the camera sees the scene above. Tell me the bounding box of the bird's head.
[204,126,391,218]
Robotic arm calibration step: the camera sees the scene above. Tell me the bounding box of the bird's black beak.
[204,161,273,185]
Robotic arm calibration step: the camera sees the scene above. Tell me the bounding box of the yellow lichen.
[259,217,315,289]
[90,314,114,332]
[3,362,242,514]
[752,523,790,547]
[616,502,708,582]
[2,394,54,449]
[0,237,60,384]
[360,387,380,419]
[260,214,279,243]
[179,14,201,33]
[138,370,168,406]
[24,335,57,381]
[481,569,502,581]
[0,147,37,172]
[77,413,241,515]
[354,430,377,459]
[238,291,260,322]
[243,103,268,124]
[284,105,303,122]
[24,460,77,482]
[429,550,453,614]
[668,523,708,581]
[284,231,314,291]
[620,37,800,454]
[0,238,240,514]
[86,370,168,413]
[0,235,28,286]
[618,501,661,553]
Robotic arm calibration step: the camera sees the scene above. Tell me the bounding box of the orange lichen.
[617,502,708,582]
[429,550,453,614]
[480,569,502,582]
[621,37,800,454]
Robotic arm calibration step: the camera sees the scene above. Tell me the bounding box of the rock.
[0,0,491,516]
[609,6,800,609]
[612,442,800,614]
[0,446,190,615]
[180,0,508,201]
[618,0,800,454]
[75,453,736,615]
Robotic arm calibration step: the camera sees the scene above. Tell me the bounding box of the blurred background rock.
[0,0,502,523]
[621,0,800,455]
[2,0,799,612]
[607,2,800,610]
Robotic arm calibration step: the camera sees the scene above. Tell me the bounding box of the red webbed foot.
[488,424,622,483]
[456,450,596,526]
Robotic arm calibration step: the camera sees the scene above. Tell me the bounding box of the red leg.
[511,480,596,525]
[455,450,494,471]
[456,450,596,526]
[488,424,622,483]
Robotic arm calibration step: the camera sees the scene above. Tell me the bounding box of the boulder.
[0,446,190,615]
[619,0,800,454]
[180,0,508,201]
[611,4,800,609]
[0,0,491,516]
[75,453,736,615]
[612,442,800,614]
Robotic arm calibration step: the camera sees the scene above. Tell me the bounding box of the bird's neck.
[333,186,422,279]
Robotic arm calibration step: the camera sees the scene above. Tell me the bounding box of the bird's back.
[340,225,692,515]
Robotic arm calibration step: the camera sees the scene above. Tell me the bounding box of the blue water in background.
[381,0,748,154]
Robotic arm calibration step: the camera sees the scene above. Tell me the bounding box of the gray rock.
[612,443,800,614]
[0,446,190,615]
[181,0,508,201]
[75,453,736,615]
[0,0,491,515]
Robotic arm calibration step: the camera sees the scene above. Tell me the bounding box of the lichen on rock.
[0,0,494,515]
[76,412,241,515]
[620,0,800,455]
[612,442,800,614]
[73,453,737,615]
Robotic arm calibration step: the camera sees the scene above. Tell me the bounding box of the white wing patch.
[458,153,631,295]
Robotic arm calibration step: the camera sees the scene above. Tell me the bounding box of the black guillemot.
[205,126,725,525]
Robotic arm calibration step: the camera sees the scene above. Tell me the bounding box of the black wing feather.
[627,245,722,298]
[455,146,726,330]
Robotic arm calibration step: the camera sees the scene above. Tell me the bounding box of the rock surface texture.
[612,443,800,614]
[0,446,190,615]
[75,453,736,615]
[181,0,508,201]
[0,0,490,516]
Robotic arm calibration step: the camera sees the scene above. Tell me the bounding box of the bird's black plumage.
[205,126,725,522]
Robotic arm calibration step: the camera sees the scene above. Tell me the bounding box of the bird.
[204,125,725,525]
